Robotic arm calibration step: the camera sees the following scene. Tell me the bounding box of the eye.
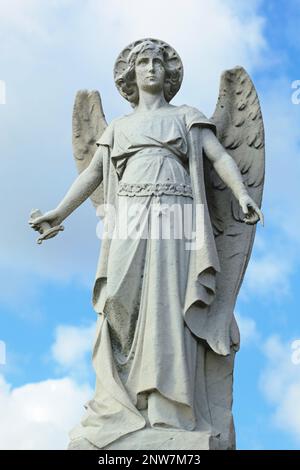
[137,58,148,65]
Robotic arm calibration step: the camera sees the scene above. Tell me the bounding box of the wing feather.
[72,90,107,208]
[204,66,265,352]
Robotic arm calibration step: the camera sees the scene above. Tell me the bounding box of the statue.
[29,38,264,450]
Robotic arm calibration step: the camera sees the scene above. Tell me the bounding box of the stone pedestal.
[68,426,235,450]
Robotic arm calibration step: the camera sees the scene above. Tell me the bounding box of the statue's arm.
[30,146,104,230]
[56,145,103,219]
[201,127,263,225]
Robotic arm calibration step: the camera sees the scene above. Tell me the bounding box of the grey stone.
[29,38,265,450]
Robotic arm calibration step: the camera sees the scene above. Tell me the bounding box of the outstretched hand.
[239,194,264,226]
[28,209,63,234]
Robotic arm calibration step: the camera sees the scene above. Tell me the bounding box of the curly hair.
[115,40,181,107]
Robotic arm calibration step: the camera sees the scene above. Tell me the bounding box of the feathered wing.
[72,90,108,209]
[204,66,265,354]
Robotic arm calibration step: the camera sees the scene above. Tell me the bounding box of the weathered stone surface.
[29,38,265,451]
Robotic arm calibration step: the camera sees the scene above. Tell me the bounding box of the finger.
[29,222,41,230]
[244,218,257,225]
[241,202,249,214]
[257,208,264,226]
[249,204,264,226]
[249,202,264,226]
[243,213,259,225]
[29,219,41,227]
[30,216,46,225]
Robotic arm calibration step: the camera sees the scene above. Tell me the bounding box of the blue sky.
[0,0,300,450]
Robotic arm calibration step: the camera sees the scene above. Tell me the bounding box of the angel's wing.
[204,66,265,352]
[72,90,107,209]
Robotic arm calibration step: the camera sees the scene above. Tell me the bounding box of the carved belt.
[117,181,193,198]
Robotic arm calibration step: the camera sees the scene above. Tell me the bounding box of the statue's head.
[114,38,183,107]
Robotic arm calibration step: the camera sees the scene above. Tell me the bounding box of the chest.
[115,113,187,148]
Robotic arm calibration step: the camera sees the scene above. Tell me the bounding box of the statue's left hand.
[238,194,264,225]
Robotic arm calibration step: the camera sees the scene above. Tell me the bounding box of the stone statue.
[29,38,264,450]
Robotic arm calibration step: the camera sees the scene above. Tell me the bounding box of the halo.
[113,38,184,104]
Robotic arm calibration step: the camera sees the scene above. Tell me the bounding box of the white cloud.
[0,374,92,450]
[86,0,266,109]
[235,312,259,345]
[260,335,300,444]
[51,323,95,368]
[261,78,300,243]
[51,322,96,379]
[244,254,293,298]
[0,321,98,450]
[0,0,267,312]
[1,1,297,317]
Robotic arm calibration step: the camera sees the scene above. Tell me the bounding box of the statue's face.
[134,49,165,94]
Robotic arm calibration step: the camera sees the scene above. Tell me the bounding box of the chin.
[142,83,163,93]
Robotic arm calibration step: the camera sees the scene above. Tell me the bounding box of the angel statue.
[29,38,264,450]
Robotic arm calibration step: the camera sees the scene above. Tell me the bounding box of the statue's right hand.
[29,209,63,233]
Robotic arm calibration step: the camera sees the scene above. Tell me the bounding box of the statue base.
[68,349,237,451]
[68,428,233,450]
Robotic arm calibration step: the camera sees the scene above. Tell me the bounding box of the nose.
[147,59,155,73]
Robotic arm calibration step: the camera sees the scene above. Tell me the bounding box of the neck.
[136,89,168,112]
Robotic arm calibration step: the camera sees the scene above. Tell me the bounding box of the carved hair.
[115,40,181,107]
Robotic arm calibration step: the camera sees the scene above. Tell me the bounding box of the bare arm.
[30,146,104,230]
[55,146,103,220]
[202,128,263,225]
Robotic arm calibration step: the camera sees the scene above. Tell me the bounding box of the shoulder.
[103,114,127,132]
[96,116,124,147]
[181,104,217,135]
[105,115,125,130]
[181,104,207,121]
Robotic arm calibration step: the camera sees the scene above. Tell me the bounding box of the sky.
[0,0,300,450]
